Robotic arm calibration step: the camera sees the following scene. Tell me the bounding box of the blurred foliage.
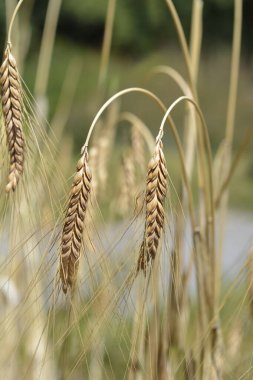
[59,0,252,53]
[1,0,253,55]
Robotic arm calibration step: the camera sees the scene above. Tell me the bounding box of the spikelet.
[60,147,92,294]
[0,45,24,192]
[137,138,167,274]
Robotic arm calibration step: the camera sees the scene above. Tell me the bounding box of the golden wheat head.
[60,147,92,294]
[0,44,24,192]
[131,124,145,173]
[137,138,167,274]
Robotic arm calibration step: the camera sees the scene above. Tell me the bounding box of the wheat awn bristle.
[0,45,24,192]
[60,147,92,294]
[137,138,167,274]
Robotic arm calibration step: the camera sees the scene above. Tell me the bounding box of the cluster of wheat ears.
[0,0,253,379]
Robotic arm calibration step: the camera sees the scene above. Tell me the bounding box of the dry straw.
[137,137,167,274]
[0,44,24,192]
[60,147,92,294]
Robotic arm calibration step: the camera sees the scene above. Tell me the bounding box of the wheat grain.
[60,147,92,294]
[137,138,167,274]
[0,45,24,192]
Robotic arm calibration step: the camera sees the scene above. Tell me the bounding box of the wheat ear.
[121,152,135,210]
[60,147,92,294]
[0,44,24,192]
[131,124,145,174]
[137,138,167,274]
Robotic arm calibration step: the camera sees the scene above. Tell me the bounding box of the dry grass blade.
[60,147,92,294]
[0,44,24,192]
[137,138,167,274]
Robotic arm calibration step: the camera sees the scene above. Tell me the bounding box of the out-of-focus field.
[24,42,253,209]
[1,2,253,378]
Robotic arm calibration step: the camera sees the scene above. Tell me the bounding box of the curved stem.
[7,0,24,45]
[151,66,199,176]
[159,95,217,324]
[215,124,253,208]
[84,88,160,148]
[159,96,213,213]
[159,95,215,254]
[151,66,192,96]
[166,119,196,230]
[83,87,196,229]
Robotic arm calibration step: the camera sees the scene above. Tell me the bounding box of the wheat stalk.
[60,147,92,294]
[137,138,167,274]
[0,44,24,192]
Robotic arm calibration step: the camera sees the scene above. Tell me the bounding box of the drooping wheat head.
[60,147,92,294]
[137,137,167,274]
[0,44,25,192]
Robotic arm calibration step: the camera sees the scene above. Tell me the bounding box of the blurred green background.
[1,1,253,53]
[0,0,252,208]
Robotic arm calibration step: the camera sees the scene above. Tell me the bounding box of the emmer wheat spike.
[137,138,167,274]
[131,124,145,174]
[60,147,92,294]
[120,152,135,214]
[0,44,24,192]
